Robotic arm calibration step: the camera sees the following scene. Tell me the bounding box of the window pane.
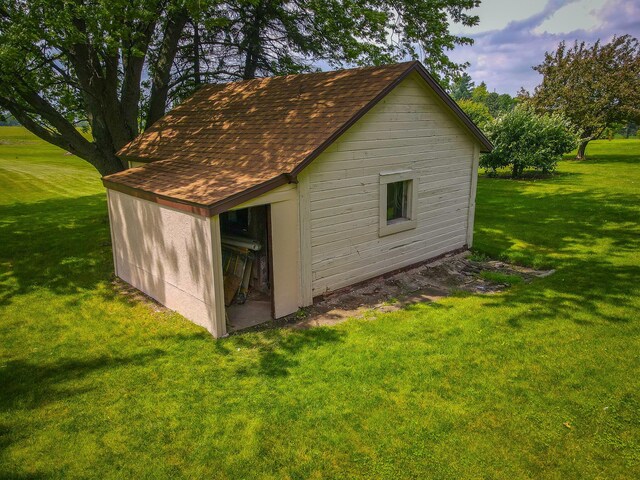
[387,180,408,222]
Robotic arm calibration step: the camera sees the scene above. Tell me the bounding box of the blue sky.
[449,0,640,94]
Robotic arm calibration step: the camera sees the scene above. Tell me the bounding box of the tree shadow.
[483,262,639,328]
[0,349,166,479]
[0,194,112,306]
[230,327,345,377]
[0,349,166,412]
[476,184,640,257]
[474,175,640,327]
[479,170,583,181]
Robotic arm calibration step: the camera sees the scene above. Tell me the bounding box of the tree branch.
[147,8,189,127]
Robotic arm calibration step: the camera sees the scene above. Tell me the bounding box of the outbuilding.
[103,60,492,337]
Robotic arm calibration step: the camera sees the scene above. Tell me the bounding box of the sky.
[448,0,640,94]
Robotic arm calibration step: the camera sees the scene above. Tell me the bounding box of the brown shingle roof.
[103,61,491,216]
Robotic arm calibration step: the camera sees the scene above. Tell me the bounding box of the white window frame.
[379,170,418,237]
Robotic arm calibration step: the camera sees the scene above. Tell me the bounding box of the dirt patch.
[112,251,554,335]
[277,251,554,330]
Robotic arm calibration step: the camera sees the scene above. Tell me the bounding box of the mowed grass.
[1,128,639,479]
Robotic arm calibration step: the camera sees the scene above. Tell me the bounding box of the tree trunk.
[88,150,127,176]
[576,139,589,160]
[193,21,201,86]
[147,10,189,127]
[512,163,522,178]
[242,1,265,80]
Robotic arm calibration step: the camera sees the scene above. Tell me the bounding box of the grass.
[478,271,524,286]
[1,130,639,479]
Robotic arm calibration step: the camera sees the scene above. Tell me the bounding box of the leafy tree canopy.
[0,0,481,175]
[452,77,517,127]
[481,105,577,178]
[525,35,640,159]
[457,99,492,129]
[449,72,474,100]
[471,81,488,104]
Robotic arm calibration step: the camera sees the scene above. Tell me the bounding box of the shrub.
[457,99,493,129]
[481,106,577,177]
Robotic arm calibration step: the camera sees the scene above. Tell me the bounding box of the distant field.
[0,126,99,204]
[1,128,639,478]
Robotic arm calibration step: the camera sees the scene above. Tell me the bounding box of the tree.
[471,81,488,104]
[480,106,577,178]
[450,72,474,100]
[457,99,492,129]
[617,120,639,139]
[528,35,640,159]
[0,109,19,126]
[0,0,482,176]
[484,91,517,117]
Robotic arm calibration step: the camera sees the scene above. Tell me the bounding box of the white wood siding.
[303,72,479,296]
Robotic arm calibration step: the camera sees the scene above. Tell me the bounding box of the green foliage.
[479,271,523,286]
[2,129,640,478]
[453,78,517,126]
[470,82,517,117]
[468,250,490,262]
[450,72,474,100]
[0,0,482,174]
[484,91,518,117]
[481,106,577,177]
[471,81,489,104]
[528,35,640,158]
[616,121,639,139]
[457,99,492,129]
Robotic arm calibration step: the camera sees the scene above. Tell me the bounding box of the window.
[379,170,418,236]
[386,180,409,223]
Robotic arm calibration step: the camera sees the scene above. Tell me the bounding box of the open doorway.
[220,205,273,332]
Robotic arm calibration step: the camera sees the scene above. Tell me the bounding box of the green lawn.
[1,128,639,479]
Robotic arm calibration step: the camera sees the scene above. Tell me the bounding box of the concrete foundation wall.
[107,190,221,335]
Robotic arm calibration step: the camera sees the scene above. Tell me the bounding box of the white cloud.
[450,0,640,94]
[534,0,608,34]
[450,0,548,34]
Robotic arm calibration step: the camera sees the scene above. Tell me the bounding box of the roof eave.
[103,173,291,217]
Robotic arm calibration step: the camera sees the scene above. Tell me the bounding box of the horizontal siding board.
[312,218,468,267]
[317,143,474,167]
[343,126,462,141]
[308,72,477,294]
[336,134,468,153]
[312,236,467,295]
[310,208,380,231]
[311,199,468,245]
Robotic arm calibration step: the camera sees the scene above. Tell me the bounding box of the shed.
[103,60,492,337]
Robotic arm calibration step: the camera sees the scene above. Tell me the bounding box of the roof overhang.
[103,173,293,217]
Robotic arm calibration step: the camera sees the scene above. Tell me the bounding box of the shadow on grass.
[231,327,345,377]
[485,262,640,327]
[478,170,583,181]
[475,174,640,327]
[0,349,165,412]
[476,185,640,260]
[0,194,112,306]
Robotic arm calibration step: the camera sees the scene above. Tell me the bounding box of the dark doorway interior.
[220,205,273,331]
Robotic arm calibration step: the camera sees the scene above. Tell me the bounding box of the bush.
[457,99,493,129]
[481,106,577,177]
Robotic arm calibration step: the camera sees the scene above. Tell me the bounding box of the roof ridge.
[198,60,418,89]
